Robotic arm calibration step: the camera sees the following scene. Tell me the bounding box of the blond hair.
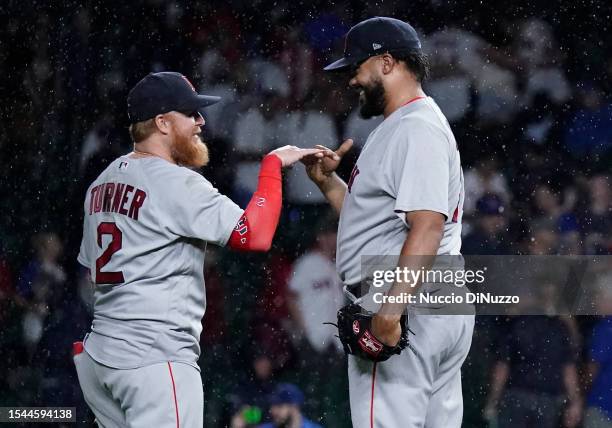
[128,118,158,143]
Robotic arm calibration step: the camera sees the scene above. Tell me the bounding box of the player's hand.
[301,139,353,186]
[269,145,325,168]
[371,313,402,347]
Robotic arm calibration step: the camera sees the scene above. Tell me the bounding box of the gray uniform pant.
[74,350,203,428]
[348,313,474,428]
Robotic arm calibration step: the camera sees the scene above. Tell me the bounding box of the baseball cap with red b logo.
[127,71,221,123]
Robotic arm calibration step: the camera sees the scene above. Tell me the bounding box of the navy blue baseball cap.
[268,383,304,407]
[324,17,422,72]
[127,72,221,123]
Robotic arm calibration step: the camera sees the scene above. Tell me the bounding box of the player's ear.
[381,53,395,75]
[154,114,170,135]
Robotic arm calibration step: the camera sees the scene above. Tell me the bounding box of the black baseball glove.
[331,303,412,362]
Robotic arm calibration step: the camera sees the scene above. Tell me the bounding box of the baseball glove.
[330,303,412,362]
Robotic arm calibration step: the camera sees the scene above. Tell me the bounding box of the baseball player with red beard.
[74,71,324,428]
[303,18,475,427]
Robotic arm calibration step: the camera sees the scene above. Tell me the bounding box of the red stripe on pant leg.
[370,362,377,428]
[168,362,180,428]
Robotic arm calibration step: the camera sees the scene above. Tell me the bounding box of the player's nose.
[195,112,205,126]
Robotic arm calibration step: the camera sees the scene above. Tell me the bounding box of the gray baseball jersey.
[78,155,243,370]
[336,97,464,285]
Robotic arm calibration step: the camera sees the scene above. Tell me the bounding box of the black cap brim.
[177,94,221,115]
[323,57,355,72]
[195,94,221,107]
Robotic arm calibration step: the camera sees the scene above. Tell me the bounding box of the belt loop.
[343,285,362,304]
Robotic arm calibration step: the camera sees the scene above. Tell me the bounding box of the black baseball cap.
[324,17,422,72]
[127,72,221,123]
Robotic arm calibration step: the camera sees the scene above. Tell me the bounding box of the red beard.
[170,127,209,168]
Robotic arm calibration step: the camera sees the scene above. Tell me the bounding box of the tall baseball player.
[74,71,325,428]
[303,17,475,427]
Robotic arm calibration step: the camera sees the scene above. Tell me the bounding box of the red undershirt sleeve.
[227,154,282,251]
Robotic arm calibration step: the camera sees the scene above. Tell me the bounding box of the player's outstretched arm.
[228,146,324,252]
[301,139,353,215]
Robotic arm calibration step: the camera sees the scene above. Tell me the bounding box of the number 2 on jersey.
[95,222,125,284]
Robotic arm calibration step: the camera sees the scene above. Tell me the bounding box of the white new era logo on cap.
[372,43,382,50]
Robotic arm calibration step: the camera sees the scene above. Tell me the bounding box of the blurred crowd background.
[1,0,611,427]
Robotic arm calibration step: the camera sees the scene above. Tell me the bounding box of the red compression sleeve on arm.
[228,154,282,251]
